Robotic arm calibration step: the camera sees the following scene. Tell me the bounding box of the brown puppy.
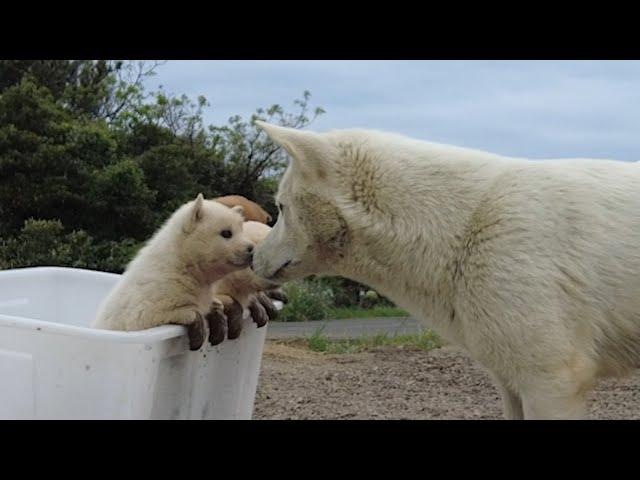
[214,195,272,225]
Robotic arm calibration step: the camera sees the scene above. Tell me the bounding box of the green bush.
[0,219,87,268]
[314,276,361,307]
[278,279,335,322]
[313,275,397,309]
[87,238,142,273]
[0,218,141,273]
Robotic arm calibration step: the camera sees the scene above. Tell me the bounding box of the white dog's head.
[251,122,353,284]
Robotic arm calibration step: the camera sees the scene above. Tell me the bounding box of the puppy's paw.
[205,304,228,346]
[248,296,269,328]
[257,291,279,320]
[225,297,245,340]
[187,312,206,351]
[210,296,225,312]
[266,287,288,304]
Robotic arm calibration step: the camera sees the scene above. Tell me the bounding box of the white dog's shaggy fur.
[93,194,255,347]
[252,121,640,419]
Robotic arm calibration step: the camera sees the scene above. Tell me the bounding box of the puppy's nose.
[246,244,254,254]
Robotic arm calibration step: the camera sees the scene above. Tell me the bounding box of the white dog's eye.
[277,202,284,211]
[221,230,232,239]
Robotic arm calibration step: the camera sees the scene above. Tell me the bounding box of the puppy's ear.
[192,193,205,222]
[231,205,245,220]
[184,193,204,233]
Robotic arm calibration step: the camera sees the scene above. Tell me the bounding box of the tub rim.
[0,266,186,344]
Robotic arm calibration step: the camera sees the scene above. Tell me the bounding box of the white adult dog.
[252,121,640,420]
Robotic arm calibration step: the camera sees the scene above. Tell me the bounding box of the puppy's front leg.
[248,294,270,328]
[216,294,244,340]
[265,287,288,305]
[171,309,207,351]
[256,292,279,320]
[186,312,206,351]
[205,298,228,346]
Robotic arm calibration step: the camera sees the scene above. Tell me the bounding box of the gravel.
[253,341,640,419]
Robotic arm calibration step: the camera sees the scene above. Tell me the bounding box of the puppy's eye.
[221,230,232,239]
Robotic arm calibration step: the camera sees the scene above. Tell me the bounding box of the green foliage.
[0,60,323,274]
[208,90,324,205]
[0,219,85,268]
[88,158,157,240]
[313,276,396,308]
[135,144,226,220]
[0,79,91,236]
[278,279,335,322]
[276,276,404,321]
[87,238,142,273]
[0,218,141,273]
[314,277,362,307]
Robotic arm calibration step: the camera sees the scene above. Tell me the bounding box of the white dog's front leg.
[493,379,524,420]
[520,385,587,420]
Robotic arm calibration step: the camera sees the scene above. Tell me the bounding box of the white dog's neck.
[331,146,507,335]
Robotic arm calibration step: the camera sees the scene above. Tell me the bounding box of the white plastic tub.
[0,267,270,420]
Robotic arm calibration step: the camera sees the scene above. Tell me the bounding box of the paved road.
[266,316,425,339]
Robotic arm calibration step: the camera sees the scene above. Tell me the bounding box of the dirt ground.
[253,341,640,419]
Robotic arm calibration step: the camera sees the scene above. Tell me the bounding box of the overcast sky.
[144,60,640,161]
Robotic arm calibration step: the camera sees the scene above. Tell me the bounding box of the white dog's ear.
[255,121,329,178]
[231,205,245,220]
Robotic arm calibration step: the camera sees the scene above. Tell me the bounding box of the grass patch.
[326,306,410,319]
[306,326,442,354]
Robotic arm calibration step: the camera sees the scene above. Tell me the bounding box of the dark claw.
[205,305,228,346]
[266,288,288,304]
[225,298,244,340]
[187,312,206,351]
[249,297,269,328]
[257,291,279,320]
